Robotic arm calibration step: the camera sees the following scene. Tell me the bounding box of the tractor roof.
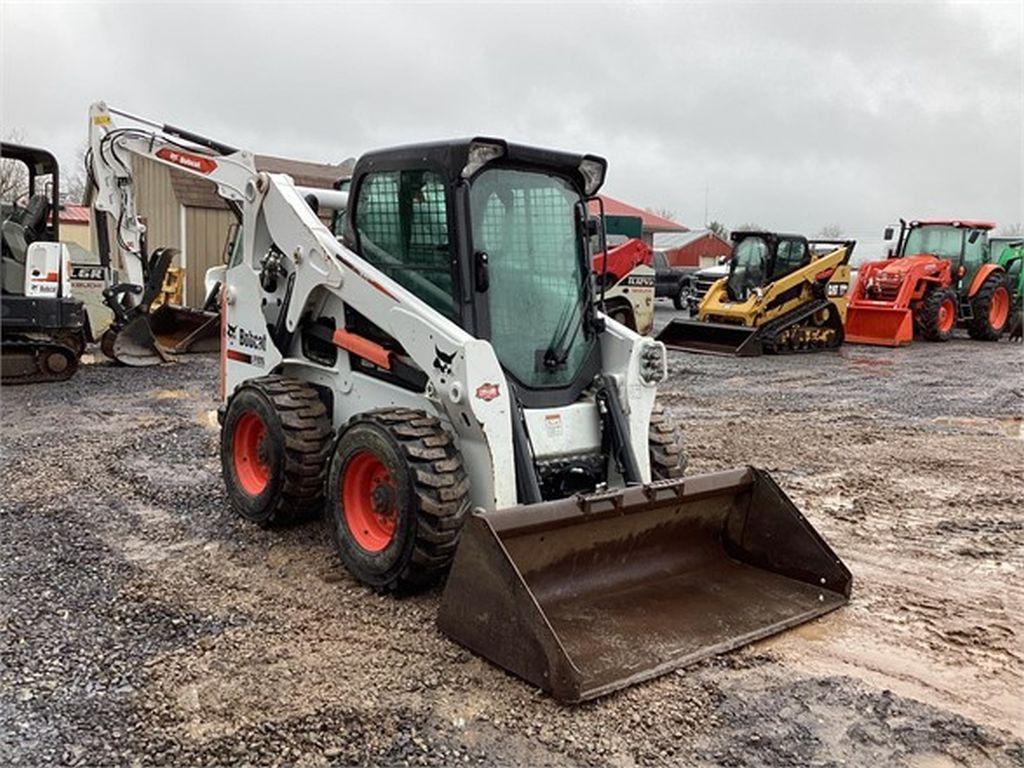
[352,137,607,195]
[909,219,996,230]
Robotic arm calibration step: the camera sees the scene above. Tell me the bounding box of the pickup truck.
[652,250,698,310]
[684,262,731,313]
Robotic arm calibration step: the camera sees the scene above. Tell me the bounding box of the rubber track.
[759,298,844,354]
[1,340,79,385]
[357,407,470,589]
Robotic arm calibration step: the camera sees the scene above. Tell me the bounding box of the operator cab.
[338,138,608,408]
[725,231,810,301]
[1,143,60,294]
[897,219,996,289]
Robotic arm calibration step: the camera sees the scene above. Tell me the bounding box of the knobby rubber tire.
[968,273,1010,341]
[917,287,956,342]
[221,375,332,527]
[327,407,470,593]
[649,402,687,479]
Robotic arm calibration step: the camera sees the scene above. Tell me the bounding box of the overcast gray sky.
[2,1,1021,255]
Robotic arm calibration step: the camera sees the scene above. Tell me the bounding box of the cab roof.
[910,219,996,230]
[351,137,606,194]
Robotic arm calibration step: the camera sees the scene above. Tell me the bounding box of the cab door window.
[354,170,456,320]
[772,239,808,279]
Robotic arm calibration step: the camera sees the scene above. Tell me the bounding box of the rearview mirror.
[968,230,980,244]
[883,226,894,240]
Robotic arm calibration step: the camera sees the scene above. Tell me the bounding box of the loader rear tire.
[917,287,957,342]
[649,403,687,480]
[221,376,332,527]
[327,408,470,593]
[968,273,1010,341]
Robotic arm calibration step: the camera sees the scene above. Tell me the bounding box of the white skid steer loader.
[89,102,851,703]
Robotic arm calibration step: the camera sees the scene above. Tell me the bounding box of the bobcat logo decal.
[433,346,456,379]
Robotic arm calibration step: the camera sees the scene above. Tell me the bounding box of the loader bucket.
[438,468,851,702]
[148,304,221,354]
[844,305,913,346]
[656,319,762,356]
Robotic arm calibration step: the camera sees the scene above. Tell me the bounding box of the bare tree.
[63,141,90,204]
[733,222,763,232]
[0,129,29,203]
[1000,222,1024,236]
[707,220,728,239]
[817,224,844,238]
[645,206,677,222]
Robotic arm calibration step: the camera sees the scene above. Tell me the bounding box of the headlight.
[578,156,607,196]
[639,342,666,384]
[462,138,507,178]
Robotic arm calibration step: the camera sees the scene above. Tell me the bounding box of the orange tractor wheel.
[968,273,1011,341]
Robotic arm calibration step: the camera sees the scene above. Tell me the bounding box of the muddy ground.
[2,309,1022,767]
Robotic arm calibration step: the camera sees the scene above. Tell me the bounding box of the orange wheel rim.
[938,298,955,333]
[989,286,1009,328]
[342,451,396,552]
[233,411,270,495]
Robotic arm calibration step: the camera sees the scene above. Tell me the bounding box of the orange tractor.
[846,219,1013,346]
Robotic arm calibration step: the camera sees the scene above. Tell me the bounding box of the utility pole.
[704,182,709,226]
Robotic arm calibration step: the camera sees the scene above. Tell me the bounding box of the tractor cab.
[726,231,810,301]
[342,138,609,407]
[893,219,996,292]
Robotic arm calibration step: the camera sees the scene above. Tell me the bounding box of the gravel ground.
[2,307,1022,767]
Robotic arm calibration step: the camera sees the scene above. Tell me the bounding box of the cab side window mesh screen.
[355,170,455,320]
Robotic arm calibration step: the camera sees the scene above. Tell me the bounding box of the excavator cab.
[0,143,86,384]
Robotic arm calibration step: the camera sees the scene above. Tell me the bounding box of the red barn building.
[654,230,731,268]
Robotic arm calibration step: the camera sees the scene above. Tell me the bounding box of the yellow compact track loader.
[657,232,855,356]
[88,102,851,702]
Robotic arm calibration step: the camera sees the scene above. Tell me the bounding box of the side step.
[438,467,851,702]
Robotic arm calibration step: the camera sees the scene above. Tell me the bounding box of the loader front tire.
[327,408,470,593]
[917,287,957,342]
[649,403,687,480]
[221,376,332,527]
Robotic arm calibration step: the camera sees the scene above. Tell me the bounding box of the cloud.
[2,1,1020,251]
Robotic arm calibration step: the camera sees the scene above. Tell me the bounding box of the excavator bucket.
[104,305,219,367]
[844,305,913,346]
[438,468,851,702]
[655,319,763,356]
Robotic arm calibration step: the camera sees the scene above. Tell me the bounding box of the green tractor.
[992,236,1023,341]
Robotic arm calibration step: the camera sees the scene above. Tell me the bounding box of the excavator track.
[759,298,844,354]
[1,338,80,385]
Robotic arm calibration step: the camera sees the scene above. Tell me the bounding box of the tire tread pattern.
[353,407,470,590]
[243,375,331,525]
[649,403,687,479]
